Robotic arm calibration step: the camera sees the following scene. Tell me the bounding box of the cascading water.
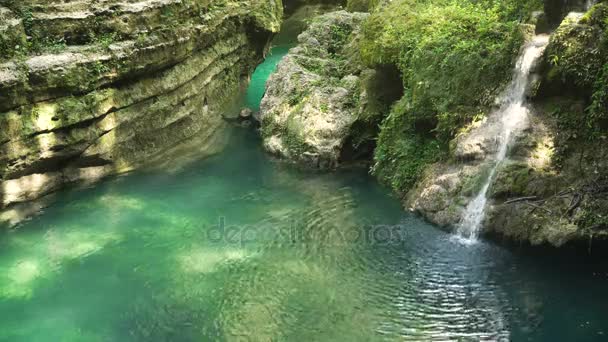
[455,35,550,243]
[586,0,597,11]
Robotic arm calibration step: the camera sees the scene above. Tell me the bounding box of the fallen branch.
[525,202,553,214]
[505,196,538,204]
[566,193,583,216]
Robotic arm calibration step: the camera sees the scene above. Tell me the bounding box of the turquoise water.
[1,7,608,342]
[245,44,292,112]
[1,126,607,341]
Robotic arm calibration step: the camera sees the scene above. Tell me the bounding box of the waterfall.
[455,35,550,243]
[586,0,597,11]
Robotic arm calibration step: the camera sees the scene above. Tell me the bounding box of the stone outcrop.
[259,10,371,169]
[0,0,283,208]
[405,113,510,229]
[483,4,608,246]
[406,5,608,247]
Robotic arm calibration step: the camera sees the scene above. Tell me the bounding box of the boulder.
[259,10,369,169]
[240,108,254,119]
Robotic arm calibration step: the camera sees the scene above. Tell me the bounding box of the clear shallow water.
[1,9,608,342]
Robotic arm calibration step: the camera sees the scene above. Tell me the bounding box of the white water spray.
[455,35,550,243]
[586,0,597,11]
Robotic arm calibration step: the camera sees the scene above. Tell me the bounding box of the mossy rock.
[537,4,608,99]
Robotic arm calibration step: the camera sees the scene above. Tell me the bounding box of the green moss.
[358,0,541,193]
[346,0,380,12]
[286,87,303,106]
[372,116,443,193]
[588,62,608,136]
[538,4,608,163]
[460,163,493,197]
[576,198,608,232]
[491,162,534,198]
[360,0,528,133]
[284,112,310,155]
[320,103,329,113]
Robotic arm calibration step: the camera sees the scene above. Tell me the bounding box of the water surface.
[1,126,607,341]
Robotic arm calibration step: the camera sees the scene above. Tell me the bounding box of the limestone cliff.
[259,10,400,169]
[0,0,283,208]
[483,3,608,246]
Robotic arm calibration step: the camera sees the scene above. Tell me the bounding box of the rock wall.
[0,0,283,208]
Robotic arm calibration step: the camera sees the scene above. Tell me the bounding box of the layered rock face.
[0,0,283,207]
[259,11,374,169]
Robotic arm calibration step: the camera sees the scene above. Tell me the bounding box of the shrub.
[346,0,381,12]
[358,0,541,193]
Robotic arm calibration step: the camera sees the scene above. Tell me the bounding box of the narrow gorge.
[0,0,283,210]
[0,0,607,341]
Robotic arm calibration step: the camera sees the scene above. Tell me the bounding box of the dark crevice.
[66,155,113,169]
[25,112,111,139]
[339,64,404,164]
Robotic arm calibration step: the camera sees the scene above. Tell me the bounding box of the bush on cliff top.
[346,0,381,12]
[360,0,541,193]
[540,3,608,164]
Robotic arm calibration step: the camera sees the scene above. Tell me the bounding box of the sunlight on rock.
[64,166,113,186]
[529,136,555,170]
[2,173,60,206]
[33,103,58,132]
[0,199,49,227]
[98,113,117,133]
[36,133,57,158]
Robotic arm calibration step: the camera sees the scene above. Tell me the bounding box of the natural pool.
[1,7,608,342]
[1,124,607,341]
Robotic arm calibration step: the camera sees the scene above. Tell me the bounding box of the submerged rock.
[240,108,254,119]
[259,10,370,169]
